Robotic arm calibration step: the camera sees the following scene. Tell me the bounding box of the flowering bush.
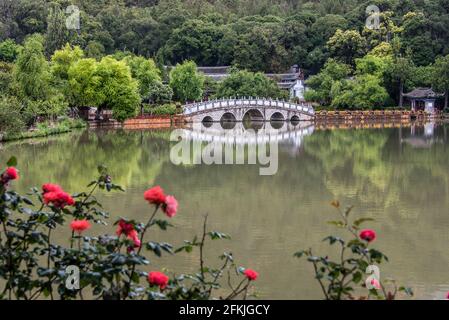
[0,157,257,300]
[295,201,413,300]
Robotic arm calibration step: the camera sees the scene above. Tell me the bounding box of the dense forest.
[1,0,449,135]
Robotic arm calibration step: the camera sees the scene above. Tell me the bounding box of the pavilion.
[403,87,443,113]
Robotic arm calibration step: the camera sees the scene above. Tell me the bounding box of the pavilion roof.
[403,87,443,99]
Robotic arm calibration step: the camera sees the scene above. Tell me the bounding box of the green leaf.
[6,156,17,167]
[327,220,346,228]
[353,218,375,227]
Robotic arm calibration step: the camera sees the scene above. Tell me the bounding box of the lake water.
[1,121,449,299]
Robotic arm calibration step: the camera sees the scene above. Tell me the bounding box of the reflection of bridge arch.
[180,121,314,149]
[183,98,314,122]
[270,112,284,121]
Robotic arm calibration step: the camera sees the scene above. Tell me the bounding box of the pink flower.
[370,278,381,290]
[244,269,259,281]
[359,229,376,243]
[42,183,63,194]
[446,291,449,300]
[70,219,91,234]
[162,195,178,218]
[116,219,141,248]
[148,271,169,289]
[43,190,75,208]
[144,186,166,205]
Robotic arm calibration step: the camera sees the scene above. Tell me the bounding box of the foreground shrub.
[295,201,413,300]
[0,157,257,300]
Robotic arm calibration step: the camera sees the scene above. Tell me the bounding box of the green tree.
[388,57,414,107]
[51,44,84,81]
[14,34,50,101]
[45,5,70,56]
[123,55,162,102]
[169,60,204,102]
[304,58,352,106]
[214,69,288,100]
[0,39,20,62]
[331,75,389,110]
[96,56,141,121]
[432,55,449,109]
[327,29,367,66]
[68,58,103,108]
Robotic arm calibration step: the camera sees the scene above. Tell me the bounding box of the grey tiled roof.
[404,87,443,98]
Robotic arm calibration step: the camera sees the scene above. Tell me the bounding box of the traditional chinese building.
[196,65,306,100]
[403,87,443,113]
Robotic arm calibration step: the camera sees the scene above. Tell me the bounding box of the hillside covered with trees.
[1,0,449,136]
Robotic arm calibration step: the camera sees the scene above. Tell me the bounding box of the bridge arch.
[270,112,285,121]
[243,109,264,122]
[202,115,214,123]
[290,115,300,124]
[220,112,237,122]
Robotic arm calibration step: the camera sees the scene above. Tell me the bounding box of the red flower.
[148,271,169,289]
[116,220,134,237]
[70,219,91,234]
[4,167,19,180]
[1,167,19,185]
[446,291,449,300]
[244,269,259,281]
[116,220,141,248]
[42,183,63,194]
[162,195,178,218]
[359,229,376,243]
[43,190,75,208]
[144,186,166,205]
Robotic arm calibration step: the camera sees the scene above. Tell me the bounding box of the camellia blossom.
[148,271,169,289]
[70,219,91,234]
[359,229,376,243]
[244,269,259,281]
[162,195,178,218]
[144,186,166,205]
[43,190,75,208]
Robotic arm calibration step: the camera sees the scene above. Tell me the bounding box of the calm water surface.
[1,121,449,299]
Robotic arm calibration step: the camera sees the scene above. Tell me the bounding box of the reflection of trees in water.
[303,126,449,221]
[0,129,171,192]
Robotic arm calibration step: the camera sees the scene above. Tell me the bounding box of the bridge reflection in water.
[179,120,315,151]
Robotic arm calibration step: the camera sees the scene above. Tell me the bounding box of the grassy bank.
[0,118,86,142]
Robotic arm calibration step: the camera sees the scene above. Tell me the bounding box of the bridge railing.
[183,97,314,115]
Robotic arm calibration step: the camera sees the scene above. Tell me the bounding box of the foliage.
[432,55,449,109]
[295,201,413,300]
[145,104,178,116]
[305,59,352,106]
[14,34,50,101]
[147,81,174,105]
[327,29,367,66]
[95,57,141,122]
[123,55,162,102]
[331,75,389,110]
[0,96,25,135]
[169,61,204,102]
[67,58,103,108]
[0,39,21,62]
[214,69,288,100]
[0,159,258,300]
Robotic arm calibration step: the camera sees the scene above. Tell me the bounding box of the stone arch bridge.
[183,98,315,122]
